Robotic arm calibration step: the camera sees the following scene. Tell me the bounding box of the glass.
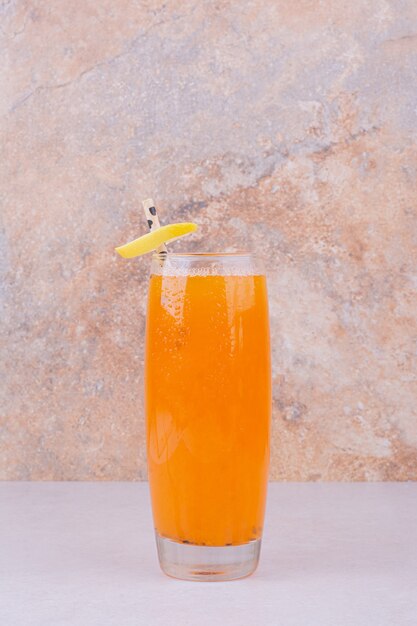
[145,252,271,581]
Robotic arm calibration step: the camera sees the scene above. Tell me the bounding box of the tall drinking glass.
[145,253,271,581]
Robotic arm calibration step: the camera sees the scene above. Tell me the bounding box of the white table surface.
[1,482,416,626]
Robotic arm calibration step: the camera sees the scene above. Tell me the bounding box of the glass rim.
[150,251,265,276]
[152,251,254,258]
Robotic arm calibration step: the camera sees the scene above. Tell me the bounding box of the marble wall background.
[1,1,417,481]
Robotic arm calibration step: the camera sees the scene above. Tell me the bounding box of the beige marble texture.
[1,1,417,481]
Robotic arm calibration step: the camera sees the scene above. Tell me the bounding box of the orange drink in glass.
[145,253,271,580]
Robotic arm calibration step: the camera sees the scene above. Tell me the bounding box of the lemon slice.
[115,222,197,258]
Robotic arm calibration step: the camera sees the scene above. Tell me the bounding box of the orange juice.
[145,268,270,548]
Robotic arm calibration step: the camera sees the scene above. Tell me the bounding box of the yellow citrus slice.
[115,222,197,258]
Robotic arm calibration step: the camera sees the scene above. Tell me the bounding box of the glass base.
[155,533,261,581]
